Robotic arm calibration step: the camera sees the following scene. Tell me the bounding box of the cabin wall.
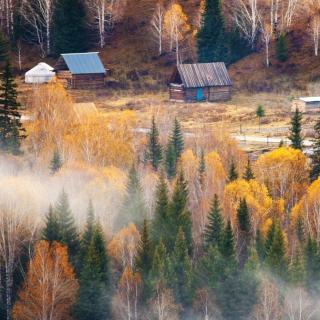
[56,72,105,89]
[183,86,231,102]
[169,85,185,101]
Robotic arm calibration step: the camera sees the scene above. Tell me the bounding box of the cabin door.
[196,88,204,101]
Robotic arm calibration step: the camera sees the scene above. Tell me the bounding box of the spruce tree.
[310,117,320,181]
[52,0,88,54]
[290,248,305,285]
[75,224,111,320]
[197,0,227,63]
[117,165,146,229]
[255,229,266,262]
[256,105,265,132]
[228,24,251,63]
[169,118,184,160]
[151,240,168,286]
[289,108,303,150]
[276,33,288,62]
[151,172,169,245]
[198,149,206,187]
[203,194,223,249]
[0,59,25,154]
[145,116,162,170]
[221,220,236,263]
[42,205,60,242]
[165,141,176,179]
[49,149,63,175]
[243,158,255,181]
[227,158,238,182]
[136,219,153,300]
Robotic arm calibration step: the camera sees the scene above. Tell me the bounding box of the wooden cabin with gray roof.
[168,63,232,102]
[55,52,106,89]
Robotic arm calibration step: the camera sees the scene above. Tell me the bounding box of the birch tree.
[0,0,15,36]
[308,0,320,56]
[151,2,165,56]
[259,12,272,66]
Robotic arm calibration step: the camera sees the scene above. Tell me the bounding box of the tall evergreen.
[255,229,266,262]
[49,149,63,175]
[169,118,184,160]
[227,158,238,182]
[290,248,305,285]
[237,199,251,266]
[42,205,60,242]
[0,59,25,154]
[75,225,111,320]
[289,108,303,150]
[243,158,255,181]
[117,165,146,229]
[198,149,206,187]
[228,24,252,63]
[151,240,168,286]
[136,219,153,300]
[151,172,169,245]
[197,0,227,63]
[145,116,162,170]
[310,117,320,181]
[52,0,88,54]
[221,220,236,263]
[203,194,223,249]
[165,141,176,179]
[276,33,288,62]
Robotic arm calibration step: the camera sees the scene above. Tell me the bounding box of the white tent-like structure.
[25,62,55,84]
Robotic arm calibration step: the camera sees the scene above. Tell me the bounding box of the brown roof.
[176,63,232,88]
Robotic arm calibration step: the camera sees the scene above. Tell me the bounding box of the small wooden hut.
[55,52,106,89]
[168,63,232,102]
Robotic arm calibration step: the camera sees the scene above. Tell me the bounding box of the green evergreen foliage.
[151,172,169,245]
[255,230,266,262]
[52,0,88,54]
[265,221,288,279]
[75,224,111,320]
[151,240,168,285]
[42,205,60,242]
[228,25,252,63]
[198,149,206,186]
[221,220,236,263]
[117,165,147,229]
[290,248,305,285]
[203,194,223,249]
[0,59,25,154]
[296,215,305,245]
[310,117,320,181]
[227,158,238,182]
[49,149,63,175]
[145,116,162,170]
[166,171,192,253]
[165,142,176,180]
[243,158,255,181]
[169,118,184,161]
[289,108,303,150]
[197,0,227,63]
[276,33,288,62]
[304,236,320,295]
[256,105,265,132]
[136,219,153,300]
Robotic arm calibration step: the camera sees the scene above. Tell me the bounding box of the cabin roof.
[298,97,320,103]
[61,52,105,75]
[174,63,232,88]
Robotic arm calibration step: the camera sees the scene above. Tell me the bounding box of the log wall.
[56,72,105,89]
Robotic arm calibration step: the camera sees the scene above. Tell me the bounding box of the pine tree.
[227,158,238,182]
[310,117,320,181]
[165,141,176,179]
[289,108,303,150]
[74,224,112,320]
[136,219,153,300]
[151,240,168,285]
[237,198,251,267]
[117,165,146,229]
[256,105,265,132]
[145,116,162,170]
[290,248,305,285]
[255,230,266,262]
[221,220,236,263]
[52,0,88,54]
[42,205,60,242]
[198,149,206,187]
[203,194,223,249]
[228,24,252,63]
[243,158,255,181]
[151,172,169,245]
[169,118,184,160]
[0,59,25,154]
[54,189,80,260]
[276,33,288,62]
[49,149,63,175]
[197,0,228,63]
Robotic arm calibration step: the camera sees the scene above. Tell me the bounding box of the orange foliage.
[13,241,78,320]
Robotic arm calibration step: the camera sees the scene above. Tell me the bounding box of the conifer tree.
[290,248,305,285]
[117,165,146,229]
[203,194,223,249]
[198,149,206,187]
[0,59,25,154]
[296,215,305,245]
[228,24,251,63]
[276,33,288,62]
[169,118,184,160]
[0,31,9,64]
[151,172,169,245]
[289,108,303,150]
[165,141,176,179]
[145,116,162,170]
[237,198,251,266]
[136,219,153,300]
[310,117,320,181]
[42,205,60,242]
[256,105,265,132]
[243,158,255,181]
[197,0,227,63]
[221,220,236,263]
[227,158,238,182]
[151,240,168,286]
[52,0,88,54]
[75,224,111,320]
[255,230,266,262]
[49,149,63,175]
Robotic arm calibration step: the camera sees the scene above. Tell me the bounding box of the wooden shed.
[55,52,106,89]
[168,63,232,102]
[292,97,320,113]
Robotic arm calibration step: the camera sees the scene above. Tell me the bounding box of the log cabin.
[55,52,106,89]
[168,63,232,102]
